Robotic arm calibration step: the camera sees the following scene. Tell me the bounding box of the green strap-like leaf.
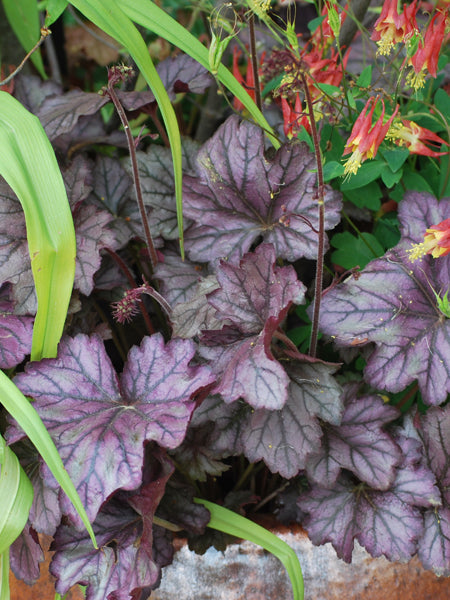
[1,0,46,78]
[0,371,97,548]
[68,0,186,257]
[0,547,10,600]
[0,435,33,555]
[120,0,279,149]
[0,93,96,549]
[44,0,69,27]
[195,498,304,600]
[0,92,76,361]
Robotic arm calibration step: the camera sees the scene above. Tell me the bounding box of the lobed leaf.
[306,388,401,490]
[36,91,108,140]
[183,116,342,263]
[9,525,43,585]
[199,244,305,409]
[9,333,214,525]
[0,284,33,369]
[128,138,200,241]
[419,406,450,506]
[319,193,450,405]
[50,450,175,599]
[242,362,342,478]
[418,508,450,576]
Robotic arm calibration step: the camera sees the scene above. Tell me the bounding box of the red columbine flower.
[406,11,447,90]
[309,2,348,53]
[281,93,311,138]
[301,48,348,102]
[343,97,399,176]
[371,0,418,56]
[387,119,449,157]
[407,218,450,262]
[232,46,265,111]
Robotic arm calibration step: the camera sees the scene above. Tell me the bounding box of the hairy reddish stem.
[106,82,159,269]
[248,14,263,113]
[300,72,325,358]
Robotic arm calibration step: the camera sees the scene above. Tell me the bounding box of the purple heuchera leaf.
[73,203,118,295]
[8,333,214,525]
[154,250,211,306]
[36,90,108,139]
[299,471,426,564]
[128,138,199,240]
[0,171,118,313]
[0,283,33,368]
[62,155,94,211]
[14,74,62,114]
[183,115,342,263]
[208,243,306,330]
[416,405,450,575]
[92,155,145,249]
[242,362,342,478]
[188,395,248,458]
[157,54,213,98]
[418,508,450,577]
[299,416,442,564]
[0,181,36,314]
[170,422,231,481]
[50,451,174,600]
[9,525,43,585]
[51,498,157,600]
[418,405,450,506]
[298,475,360,562]
[200,244,306,409]
[306,386,401,490]
[171,275,222,338]
[319,192,450,406]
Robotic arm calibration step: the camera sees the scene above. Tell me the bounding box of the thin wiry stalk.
[300,72,325,358]
[106,80,159,269]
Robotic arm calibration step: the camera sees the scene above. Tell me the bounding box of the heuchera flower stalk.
[342,97,399,176]
[407,218,450,261]
[371,0,418,56]
[406,11,448,90]
[387,119,449,157]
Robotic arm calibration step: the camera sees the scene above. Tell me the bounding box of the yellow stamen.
[343,149,363,177]
[406,68,426,91]
[406,235,439,262]
[406,242,429,262]
[376,31,396,56]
